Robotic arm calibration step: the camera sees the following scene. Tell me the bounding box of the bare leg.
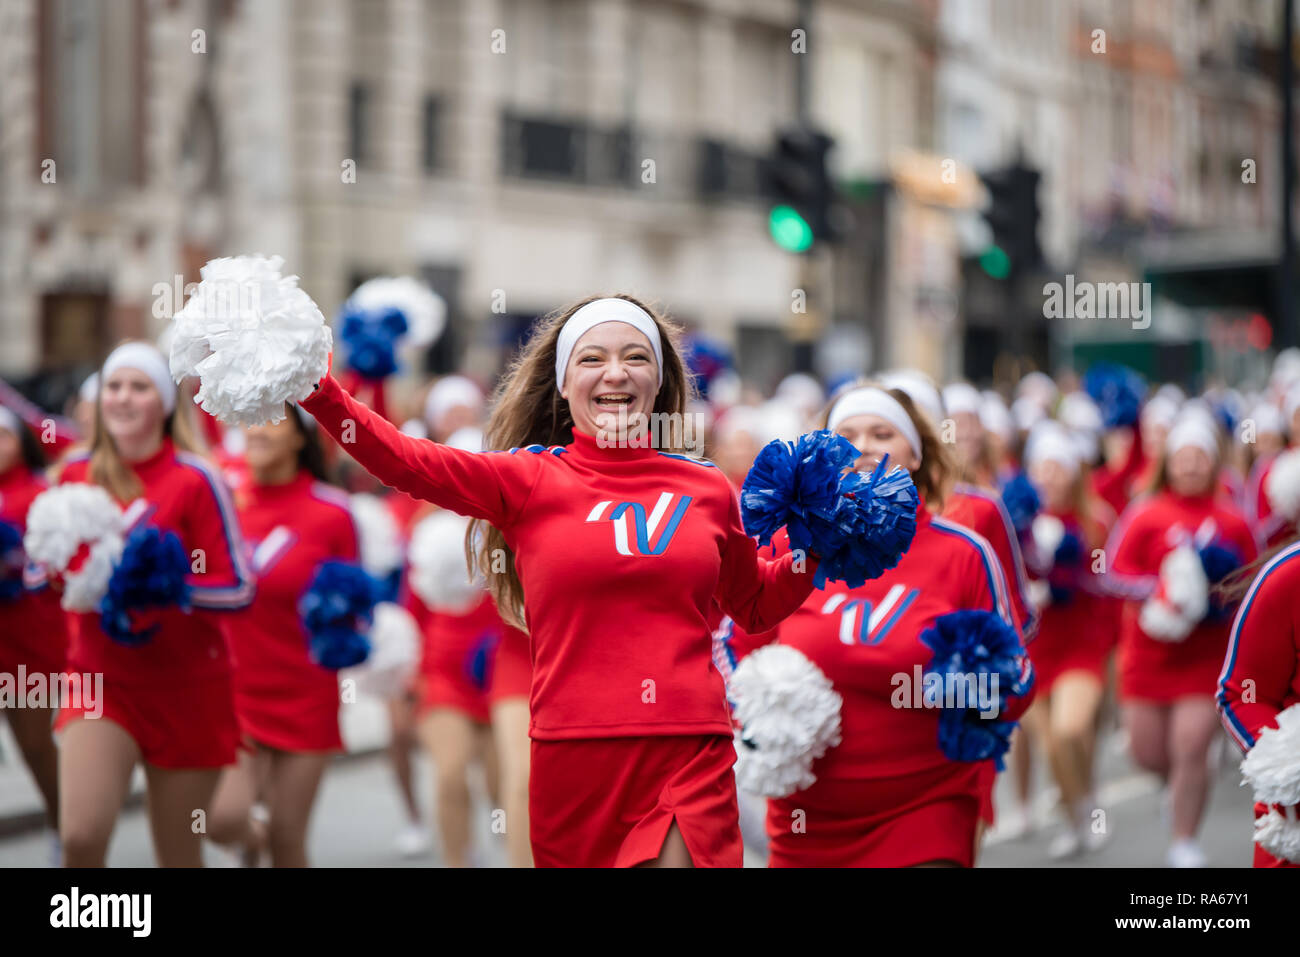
[418,708,476,867]
[490,698,532,868]
[143,764,222,867]
[59,718,140,867]
[4,705,60,828]
[387,695,421,824]
[265,750,332,868]
[1167,697,1221,841]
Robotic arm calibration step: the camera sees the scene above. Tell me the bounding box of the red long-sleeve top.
[300,375,817,740]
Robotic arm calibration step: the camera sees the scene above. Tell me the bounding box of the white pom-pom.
[61,536,125,612]
[23,485,123,570]
[1253,806,1300,863]
[22,484,127,612]
[345,276,446,348]
[1265,449,1300,523]
[349,494,403,577]
[1027,578,1052,611]
[1241,703,1300,807]
[168,254,332,427]
[1139,544,1207,642]
[730,644,842,798]
[1031,513,1065,570]
[342,601,420,699]
[407,510,483,612]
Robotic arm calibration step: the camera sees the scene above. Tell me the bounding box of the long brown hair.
[89,342,204,501]
[815,380,955,510]
[468,294,694,631]
[1214,534,1297,606]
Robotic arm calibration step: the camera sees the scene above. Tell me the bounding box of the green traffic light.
[979,244,1011,279]
[769,205,814,253]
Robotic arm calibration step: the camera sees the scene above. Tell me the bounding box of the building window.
[421,95,440,173]
[349,82,370,167]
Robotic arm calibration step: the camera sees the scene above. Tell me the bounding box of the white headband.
[1249,402,1285,437]
[827,387,922,460]
[1165,415,1219,460]
[942,383,981,418]
[424,375,484,431]
[555,299,664,391]
[1025,423,1080,477]
[0,405,20,437]
[878,370,944,426]
[102,342,176,415]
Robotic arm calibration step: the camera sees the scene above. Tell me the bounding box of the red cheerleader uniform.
[1217,540,1300,868]
[226,470,358,752]
[1023,508,1114,694]
[1247,452,1296,548]
[1106,490,1257,703]
[301,375,815,867]
[943,483,1038,640]
[1091,430,1147,517]
[764,504,1034,868]
[0,463,68,677]
[45,441,254,768]
[490,617,531,705]
[410,590,497,724]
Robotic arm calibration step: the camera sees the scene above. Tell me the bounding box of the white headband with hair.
[555,298,664,391]
[1025,422,1080,477]
[102,342,176,415]
[1165,415,1219,460]
[827,387,922,460]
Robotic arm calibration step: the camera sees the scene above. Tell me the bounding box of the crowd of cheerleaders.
[0,301,1297,869]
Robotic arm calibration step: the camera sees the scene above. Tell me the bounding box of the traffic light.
[764,127,837,252]
[978,161,1042,280]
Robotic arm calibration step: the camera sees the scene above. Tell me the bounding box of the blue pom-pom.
[740,431,918,589]
[340,304,409,380]
[919,609,1033,771]
[1200,542,1243,622]
[812,456,919,589]
[1083,362,1145,429]
[0,519,25,602]
[98,526,192,646]
[684,335,733,401]
[298,560,376,669]
[1000,472,1040,535]
[373,567,402,605]
[1055,529,1084,567]
[464,628,500,692]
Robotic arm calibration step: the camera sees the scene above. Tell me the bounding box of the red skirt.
[767,761,984,867]
[489,624,531,705]
[529,734,742,867]
[1118,622,1228,703]
[55,672,239,769]
[234,680,342,753]
[1030,627,1109,695]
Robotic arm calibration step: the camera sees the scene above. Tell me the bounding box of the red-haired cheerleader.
[735,384,1033,868]
[1217,539,1300,868]
[298,296,826,867]
[0,406,67,854]
[207,406,357,867]
[1106,411,1257,867]
[35,342,253,867]
[1018,421,1116,858]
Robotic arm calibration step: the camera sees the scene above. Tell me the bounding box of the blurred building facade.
[0,0,1295,404]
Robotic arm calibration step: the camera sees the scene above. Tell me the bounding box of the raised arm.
[300,374,541,527]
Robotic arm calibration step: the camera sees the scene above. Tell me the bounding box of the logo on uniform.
[585,492,693,556]
[821,586,919,645]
